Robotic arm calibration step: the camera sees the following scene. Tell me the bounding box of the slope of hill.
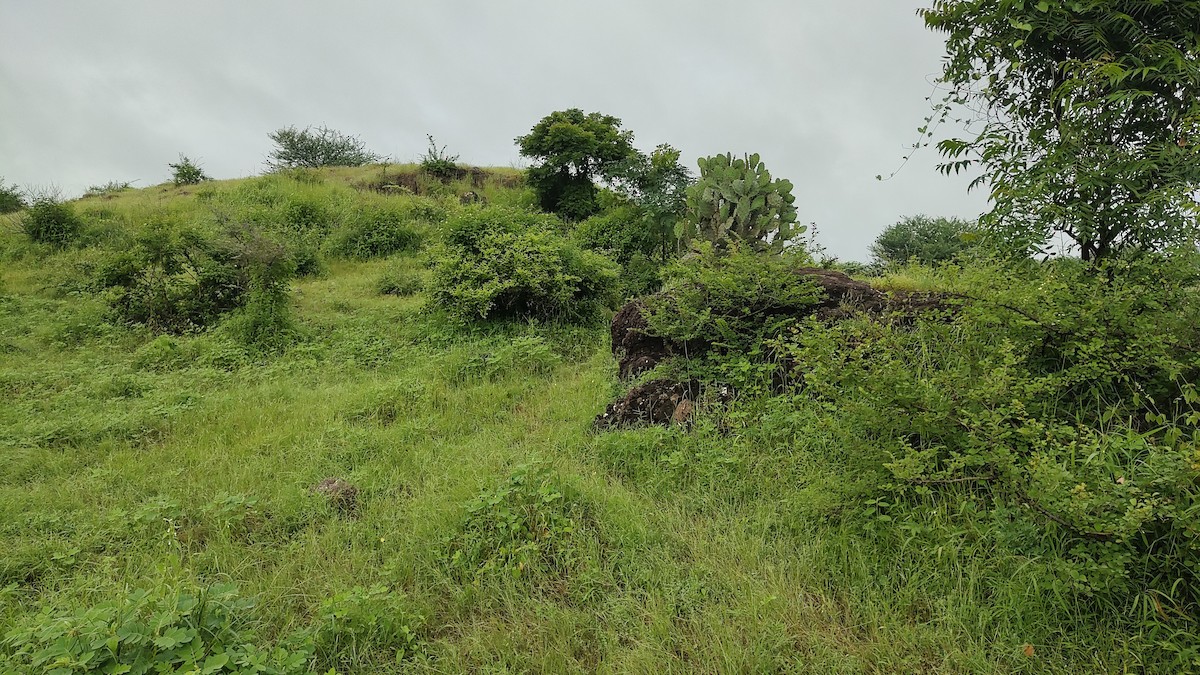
[0,166,1193,673]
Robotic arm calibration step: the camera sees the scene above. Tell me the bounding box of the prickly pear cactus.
[682,153,802,253]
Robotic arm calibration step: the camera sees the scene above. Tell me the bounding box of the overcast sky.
[0,1,987,260]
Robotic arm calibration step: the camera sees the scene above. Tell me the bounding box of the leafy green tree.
[922,0,1200,262]
[870,214,978,267]
[516,109,639,220]
[613,144,694,260]
[683,153,802,254]
[266,125,380,170]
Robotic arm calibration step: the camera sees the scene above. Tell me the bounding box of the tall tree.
[922,0,1200,262]
[516,109,638,220]
[871,215,978,267]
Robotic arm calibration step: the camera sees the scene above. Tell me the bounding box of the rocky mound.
[611,268,951,380]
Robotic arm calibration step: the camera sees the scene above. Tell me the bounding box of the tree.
[870,215,978,267]
[516,109,639,220]
[266,125,380,170]
[612,144,694,260]
[682,153,802,254]
[922,0,1200,262]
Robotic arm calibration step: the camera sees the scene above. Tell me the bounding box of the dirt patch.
[312,477,359,516]
[353,170,423,195]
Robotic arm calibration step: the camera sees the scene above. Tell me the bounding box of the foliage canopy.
[870,214,978,267]
[516,109,639,220]
[922,0,1200,261]
[0,177,24,213]
[266,125,381,170]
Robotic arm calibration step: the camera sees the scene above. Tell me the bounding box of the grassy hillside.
[0,167,1194,673]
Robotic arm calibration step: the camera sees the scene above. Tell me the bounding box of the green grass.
[0,167,1179,673]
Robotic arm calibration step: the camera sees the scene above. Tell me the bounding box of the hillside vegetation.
[0,153,1198,673]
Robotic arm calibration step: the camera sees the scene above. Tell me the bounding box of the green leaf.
[202,652,230,673]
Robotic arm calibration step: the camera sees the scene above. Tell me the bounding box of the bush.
[574,202,665,297]
[169,154,210,185]
[83,180,134,197]
[444,464,596,584]
[21,196,82,247]
[644,243,821,355]
[419,134,462,181]
[266,125,380,170]
[326,205,423,259]
[870,214,979,267]
[0,177,23,213]
[769,253,1200,609]
[280,194,331,232]
[98,222,297,334]
[574,203,657,263]
[1,584,311,674]
[430,206,620,322]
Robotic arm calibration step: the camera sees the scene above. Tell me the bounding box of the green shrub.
[0,177,24,213]
[870,214,980,267]
[326,206,423,259]
[169,154,210,185]
[266,125,380,170]
[1,584,311,674]
[280,194,331,232]
[289,237,326,277]
[220,288,299,351]
[305,585,427,670]
[575,203,666,297]
[99,222,297,334]
[21,197,83,247]
[574,203,657,263]
[83,180,134,197]
[133,334,190,371]
[445,464,595,584]
[431,206,620,322]
[770,253,1200,606]
[645,243,821,354]
[419,134,462,181]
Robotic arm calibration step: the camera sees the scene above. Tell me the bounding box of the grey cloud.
[0,0,988,259]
